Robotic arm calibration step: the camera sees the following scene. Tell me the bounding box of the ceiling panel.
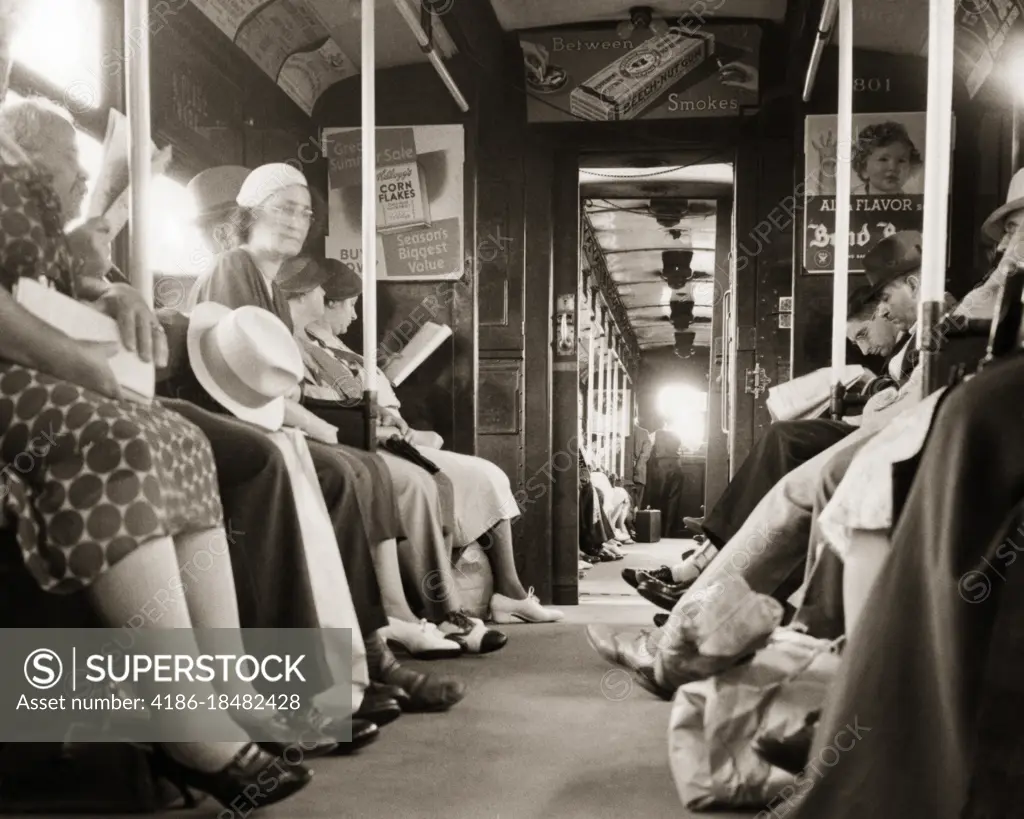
[585,196,720,353]
[488,0,787,30]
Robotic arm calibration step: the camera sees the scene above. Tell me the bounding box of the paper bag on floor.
[667,628,841,810]
[267,428,369,713]
[452,543,494,619]
[655,572,784,691]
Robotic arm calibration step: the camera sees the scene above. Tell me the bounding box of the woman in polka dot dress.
[0,98,310,807]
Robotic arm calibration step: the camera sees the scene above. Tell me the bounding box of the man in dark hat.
[618,282,906,612]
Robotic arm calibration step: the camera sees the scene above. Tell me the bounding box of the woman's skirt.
[0,364,223,593]
[332,444,403,544]
[420,448,519,547]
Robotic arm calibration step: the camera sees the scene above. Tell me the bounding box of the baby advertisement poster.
[323,124,464,281]
[803,112,952,274]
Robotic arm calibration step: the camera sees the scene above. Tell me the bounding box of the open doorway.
[576,155,735,597]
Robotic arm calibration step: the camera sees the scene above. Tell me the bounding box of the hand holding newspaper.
[86,109,172,237]
[765,365,868,422]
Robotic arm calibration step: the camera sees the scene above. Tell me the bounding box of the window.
[657,384,708,450]
[4,91,207,277]
[12,0,103,110]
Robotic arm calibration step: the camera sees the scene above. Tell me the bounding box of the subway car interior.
[0,0,1022,817]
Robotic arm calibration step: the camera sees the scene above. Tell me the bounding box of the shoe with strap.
[438,610,508,654]
[490,587,565,624]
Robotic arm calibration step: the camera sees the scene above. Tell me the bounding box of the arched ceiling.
[584,189,723,352]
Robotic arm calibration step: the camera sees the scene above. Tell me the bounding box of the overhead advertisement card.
[518,22,761,122]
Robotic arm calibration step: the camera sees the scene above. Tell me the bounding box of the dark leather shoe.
[637,578,690,611]
[623,566,674,589]
[653,613,669,628]
[638,567,674,585]
[331,719,379,756]
[753,712,819,774]
[355,687,402,727]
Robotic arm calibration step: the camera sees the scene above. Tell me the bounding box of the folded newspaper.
[765,365,868,422]
[15,277,154,402]
[86,109,172,236]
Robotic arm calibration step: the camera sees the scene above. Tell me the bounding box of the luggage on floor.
[667,628,842,810]
[634,508,662,543]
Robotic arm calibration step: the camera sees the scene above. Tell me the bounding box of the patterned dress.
[0,164,223,592]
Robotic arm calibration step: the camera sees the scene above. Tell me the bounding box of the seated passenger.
[589,469,633,544]
[790,351,1024,819]
[621,282,904,601]
[0,103,309,809]
[2,96,409,751]
[578,450,625,562]
[279,254,564,625]
[181,164,468,703]
[589,216,1009,690]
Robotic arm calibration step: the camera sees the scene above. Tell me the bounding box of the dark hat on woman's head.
[187,166,250,219]
[276,255,333,298]
[322,259,362,302]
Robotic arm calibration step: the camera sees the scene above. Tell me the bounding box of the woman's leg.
[371,538,420,622]
[478,520,528,600]
[173,527,269,702]
[86,533,248,772]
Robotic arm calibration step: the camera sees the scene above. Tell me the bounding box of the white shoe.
[381,617,463,659]
[490,588,565,624]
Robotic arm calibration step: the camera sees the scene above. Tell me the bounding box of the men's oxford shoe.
[355,686,402,727]
[636,578,689,612]
[621,566,673,589]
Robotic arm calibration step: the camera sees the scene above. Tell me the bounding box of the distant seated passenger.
[279,254,564,625]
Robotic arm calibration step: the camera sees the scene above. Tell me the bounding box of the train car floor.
[15,539,758,819]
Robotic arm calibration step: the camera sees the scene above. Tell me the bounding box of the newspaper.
[86,110,170,236]
[765,365,868,422]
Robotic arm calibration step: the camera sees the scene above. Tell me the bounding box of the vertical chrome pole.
[361,0,378,441]
[828,0,853,417]
[585,288,596,448]
[595,310,607,468]
[918,0,956,397]
[125,0,152,307]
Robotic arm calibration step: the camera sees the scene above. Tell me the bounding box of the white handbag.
[266,428,369,714]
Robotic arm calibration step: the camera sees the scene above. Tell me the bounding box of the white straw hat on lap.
[236,163,309,208]
[187,303,304,431]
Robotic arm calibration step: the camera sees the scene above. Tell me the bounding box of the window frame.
[7,0,202,280]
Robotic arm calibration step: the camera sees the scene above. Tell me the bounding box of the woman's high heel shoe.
[149,743,311,812]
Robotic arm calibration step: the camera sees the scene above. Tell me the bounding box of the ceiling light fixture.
[616,6,669,38]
